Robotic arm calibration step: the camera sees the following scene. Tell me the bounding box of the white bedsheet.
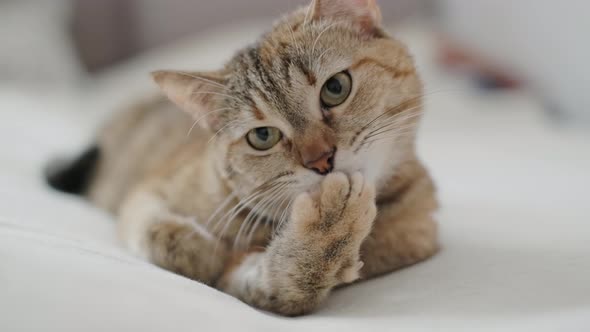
[1,23,589,332]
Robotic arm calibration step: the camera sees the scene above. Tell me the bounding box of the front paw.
[288,172,377,283]
[291,173,376,239]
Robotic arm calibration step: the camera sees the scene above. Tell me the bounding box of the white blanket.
[1,23,589,332]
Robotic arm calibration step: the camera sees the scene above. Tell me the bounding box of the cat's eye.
[320,71,352,108]
[246,127,282,151]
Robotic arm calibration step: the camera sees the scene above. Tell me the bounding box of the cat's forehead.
[227,44,314,128]
[225,18,364,127]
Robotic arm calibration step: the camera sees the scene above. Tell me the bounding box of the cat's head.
[153,0,423,203]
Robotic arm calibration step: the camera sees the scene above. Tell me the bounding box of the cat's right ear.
[152,70,227,130]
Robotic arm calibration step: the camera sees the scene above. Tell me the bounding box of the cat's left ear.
[152,70,227,130]
[310,0,382,35]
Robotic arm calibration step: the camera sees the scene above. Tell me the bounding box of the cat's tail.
[45,145,101,196]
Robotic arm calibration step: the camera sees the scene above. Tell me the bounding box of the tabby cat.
[48,0,439,316]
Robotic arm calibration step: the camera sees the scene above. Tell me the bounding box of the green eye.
[320,71,352,108]
[247,127,282,151]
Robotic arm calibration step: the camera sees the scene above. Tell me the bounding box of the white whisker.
[286,21,303,56]
[176,71,226,89]
[275,196,296,236]
[177,190,237,244]
[310,22,336,69]
[315,47,335,72]
[242,188,289,249]
[261,188,292,240]
[186,107,232,137]
[361,128,418,147]
[365,110,422,139]
[232,182,288,249]
[211,180,292,255]
[211,178,292,236]
[191,91,242,103]
[303,1,315,32]
[360,100,422,134]
[207,118,252,145]
[204,191,238,229]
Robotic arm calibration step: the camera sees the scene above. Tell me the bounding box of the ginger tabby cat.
[48,0,439,316]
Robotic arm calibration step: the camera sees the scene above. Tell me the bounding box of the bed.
[1,22,589,332]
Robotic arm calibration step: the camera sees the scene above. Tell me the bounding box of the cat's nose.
[303,147,336,175]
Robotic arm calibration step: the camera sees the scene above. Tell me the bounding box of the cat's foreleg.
[118,188,229,285]
[217,173,377,316]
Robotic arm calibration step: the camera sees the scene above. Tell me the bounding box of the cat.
[47,0,439,316]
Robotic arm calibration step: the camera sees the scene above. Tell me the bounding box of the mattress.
[1,23,589,332]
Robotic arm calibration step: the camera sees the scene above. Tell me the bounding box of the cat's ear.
[310,0,382,35]
[152,70,227,130]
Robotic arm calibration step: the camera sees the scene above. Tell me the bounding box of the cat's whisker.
[210,176,294,236]
[361,128,419,147]
[366,123,419,141]
[259,188,293,242]
[286,21,304,56]
[364,110,422,139]
[211,190,270,255]
[204,191,238,229]
[273,189,297,234]
[352,105,422,151]
[275,196,296,236]
[176,190,238,244]
[371,110,423,132]
[278,192,302,235]
[362,134,415,148]
[365,124,419,143]
[359,87,460,131]
[359,97,423,134]
[368,86,471,124]
[242,188,290,249]
[191,91,242,103]
[207,118,252,145]
[273,189,293,223]
[303,1,315,33]
[212,181,292,255]
[353,87,470,146]
[233,182,289,249]
[211,185,270,235]
[354,104,419,146]
[368,114,421,135]
[175,71,226,89]
[310,23,337,70]
[186,107,233,138]
[367,107,422,132]
[315,47,335,72]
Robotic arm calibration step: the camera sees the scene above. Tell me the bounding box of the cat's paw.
[322,172,376,236]
[287,172,376,284]
[339,260,365,284]
[291,172,376,238]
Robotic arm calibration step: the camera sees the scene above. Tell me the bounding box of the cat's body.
[49,0,439,316]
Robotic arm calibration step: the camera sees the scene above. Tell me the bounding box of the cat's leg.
[360,176,439,278]
[118,188,229,285]
[217,173,377,316]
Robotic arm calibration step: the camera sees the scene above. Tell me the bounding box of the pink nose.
[303,147,335,175]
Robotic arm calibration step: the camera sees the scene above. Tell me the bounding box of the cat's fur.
[50,0,439,316]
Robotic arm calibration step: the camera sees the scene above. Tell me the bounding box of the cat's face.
[154,0,423,210]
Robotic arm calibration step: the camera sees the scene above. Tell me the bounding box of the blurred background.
[1,0,589,125]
